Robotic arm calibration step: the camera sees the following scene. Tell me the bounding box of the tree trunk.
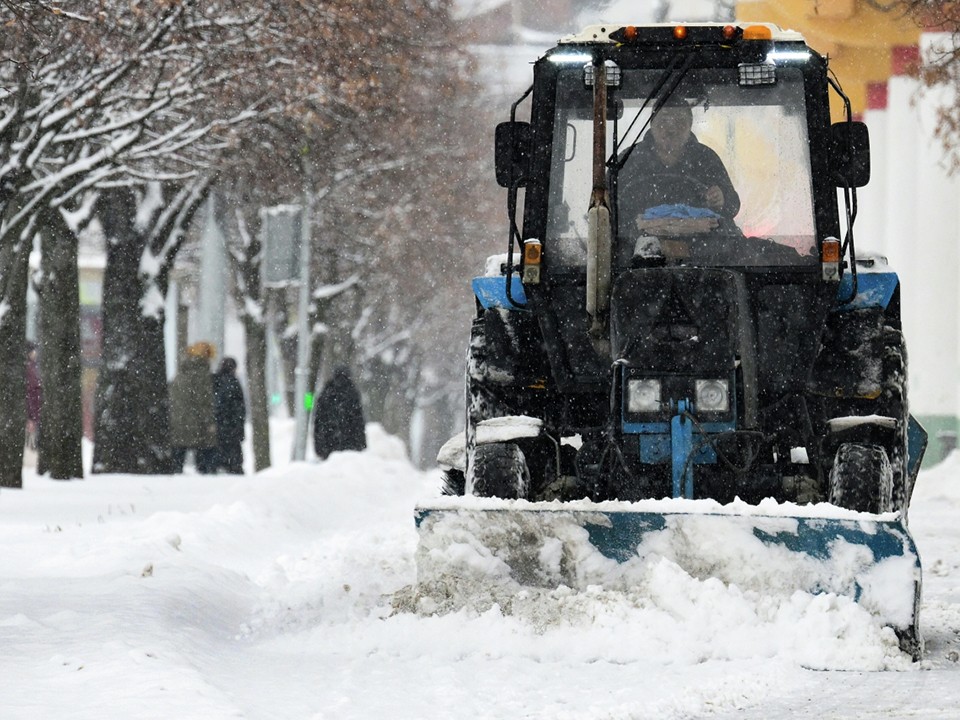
[308,330,326,417]
[92,187,172,474]
[37,205,84,480]
[244,317,271,471]
[225,205,271,472]
[0,226,31,488]
[383,364,419,444]
[363,353,419,445]
[417,390,459,470]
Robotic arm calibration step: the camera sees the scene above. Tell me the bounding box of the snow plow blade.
[414,500,922,658]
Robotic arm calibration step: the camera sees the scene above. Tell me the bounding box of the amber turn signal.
[821,238,841,263]
[742,25,773,41]
[524,239,542,265]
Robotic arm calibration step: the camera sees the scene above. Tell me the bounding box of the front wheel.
[828,442,893,514]
[470,442,530,499]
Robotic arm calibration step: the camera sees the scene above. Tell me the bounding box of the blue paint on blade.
[582,512,918,569]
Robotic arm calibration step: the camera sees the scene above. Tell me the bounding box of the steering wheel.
[638,172,714,213]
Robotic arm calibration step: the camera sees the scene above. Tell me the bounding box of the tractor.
[418,23,927,658]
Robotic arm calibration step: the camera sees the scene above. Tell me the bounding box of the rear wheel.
[878,327,910,512]
[471,442,530,499]
[828,442,893,514]
[814,312,910,515]
[464,314,518,495]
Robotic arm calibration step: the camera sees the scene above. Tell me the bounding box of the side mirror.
[831,121,870,188]
[495,121,533,188]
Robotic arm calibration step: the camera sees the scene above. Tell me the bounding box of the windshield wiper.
[611,50,697,171]
[608,50,697,244]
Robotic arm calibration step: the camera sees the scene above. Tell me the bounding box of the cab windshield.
[546,65,817,268]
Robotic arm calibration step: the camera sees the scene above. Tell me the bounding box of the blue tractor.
[419,23,927,658]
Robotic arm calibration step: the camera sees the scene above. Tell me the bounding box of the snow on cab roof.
[560,23,805,44]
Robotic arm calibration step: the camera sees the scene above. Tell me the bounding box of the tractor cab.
[497,23,868,283]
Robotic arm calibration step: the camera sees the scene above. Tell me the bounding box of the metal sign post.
[260,205,302,418]
[291,193,313,461]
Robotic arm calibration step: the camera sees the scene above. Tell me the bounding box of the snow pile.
[409,506,912,671]
[3,427,959,718]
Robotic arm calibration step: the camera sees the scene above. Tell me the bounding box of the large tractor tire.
[878,326,910,512]
[828,442,893,514]
[814,311,910,516]
[471,442,530,499]
[441,317,507,497]
[465,314,517,495]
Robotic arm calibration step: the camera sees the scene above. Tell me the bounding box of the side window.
[547,117,592,266]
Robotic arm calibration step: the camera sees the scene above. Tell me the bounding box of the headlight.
[695,379,729,413]
[627,379,661,413]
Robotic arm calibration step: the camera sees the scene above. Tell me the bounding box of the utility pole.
[291,191,313,461]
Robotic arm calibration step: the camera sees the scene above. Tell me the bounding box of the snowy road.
[1,425,958,719]
[710,456,960,720]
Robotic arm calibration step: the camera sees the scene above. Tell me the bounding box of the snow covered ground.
[2,423,960,719]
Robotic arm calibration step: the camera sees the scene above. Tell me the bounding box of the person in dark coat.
[169,341,217,473]
[212,357,246,474]
[312,366,366,460]
[619,100,741,225]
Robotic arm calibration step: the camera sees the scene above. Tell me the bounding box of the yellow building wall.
[736,0,921,119]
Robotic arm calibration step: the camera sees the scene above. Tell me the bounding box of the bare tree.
[225,207,271,472]
[900,1,960,171]
[1,2,264,480]
[214,1,495,460]
[92,179,214,473]
[1,0,502,484]
[33,199,87,479]
[0,8,160,484]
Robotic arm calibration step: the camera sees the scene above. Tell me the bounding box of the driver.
[620,100,740,222]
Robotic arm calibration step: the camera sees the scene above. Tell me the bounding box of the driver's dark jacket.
[618,133,741,222]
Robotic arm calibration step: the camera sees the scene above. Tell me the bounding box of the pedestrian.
[312,366,366,460]
[212,357,246,474]
[168,341,217,473]
[25,342,41,455]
